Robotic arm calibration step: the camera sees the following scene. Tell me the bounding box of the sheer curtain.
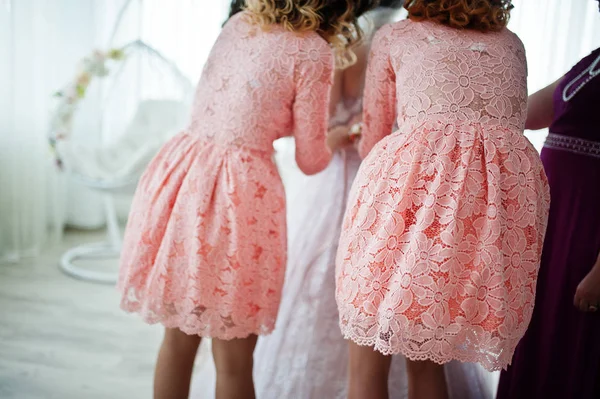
[0,0,229,262]
[0,0,98,261]
[139,0,230,81]
[509,0,600,149]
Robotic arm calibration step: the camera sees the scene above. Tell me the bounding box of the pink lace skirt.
[118,132,286,339]
[335,121,550,371]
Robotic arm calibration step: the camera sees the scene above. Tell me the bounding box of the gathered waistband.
[544,133,600,159]
[182,131,274,157]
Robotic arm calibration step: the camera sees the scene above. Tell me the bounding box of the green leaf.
[109,49,125,60]
[76,85,86,98]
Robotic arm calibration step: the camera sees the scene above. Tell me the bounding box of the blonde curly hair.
[245,0,377,68]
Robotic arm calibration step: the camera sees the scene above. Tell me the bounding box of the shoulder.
[221,11,256,38]
[490,28,527,68]
[290,31,333,82]
[298,31,331,53]
[368,19,407,58]
[374,19,411,39]
[501,28,526,52]
[576,47,600,69]
[564,47,600,82]
[222,10,246,29]
[294,31,334,64]
[371,19,420,48]
[370,21,397,51]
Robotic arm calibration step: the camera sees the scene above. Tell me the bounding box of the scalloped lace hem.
[340,328,514,372]
[120,300,275,340]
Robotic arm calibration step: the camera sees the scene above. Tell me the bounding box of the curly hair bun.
[405,0,513,32]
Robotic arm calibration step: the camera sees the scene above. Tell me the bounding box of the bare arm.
[525,78,562,130]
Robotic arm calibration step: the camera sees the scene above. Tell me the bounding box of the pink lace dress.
[117,12,333,339]
[190,105,497,399]
[336,20,550,371]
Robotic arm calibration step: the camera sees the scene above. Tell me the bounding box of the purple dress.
[497,48,600,399]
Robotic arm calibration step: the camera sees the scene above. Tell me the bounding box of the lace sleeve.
[359,25,396,159]
[293,37,334,175]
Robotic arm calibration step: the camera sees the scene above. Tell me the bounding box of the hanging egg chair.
[49,39,193,284]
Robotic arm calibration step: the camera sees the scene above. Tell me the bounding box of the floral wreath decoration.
[49,48,126,169]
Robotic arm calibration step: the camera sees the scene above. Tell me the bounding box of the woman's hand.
[326,125,352,152]
[574,254,600,312]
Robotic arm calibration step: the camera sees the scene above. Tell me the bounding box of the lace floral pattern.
[336,20,550,371]
[118,12,334,339]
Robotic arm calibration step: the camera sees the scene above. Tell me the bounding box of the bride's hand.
[347,119,362,151]
[326,125,352,152]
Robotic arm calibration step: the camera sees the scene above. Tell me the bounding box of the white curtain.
[0,0,96,261]
[67,0,230,227]
[0,0,229,261]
